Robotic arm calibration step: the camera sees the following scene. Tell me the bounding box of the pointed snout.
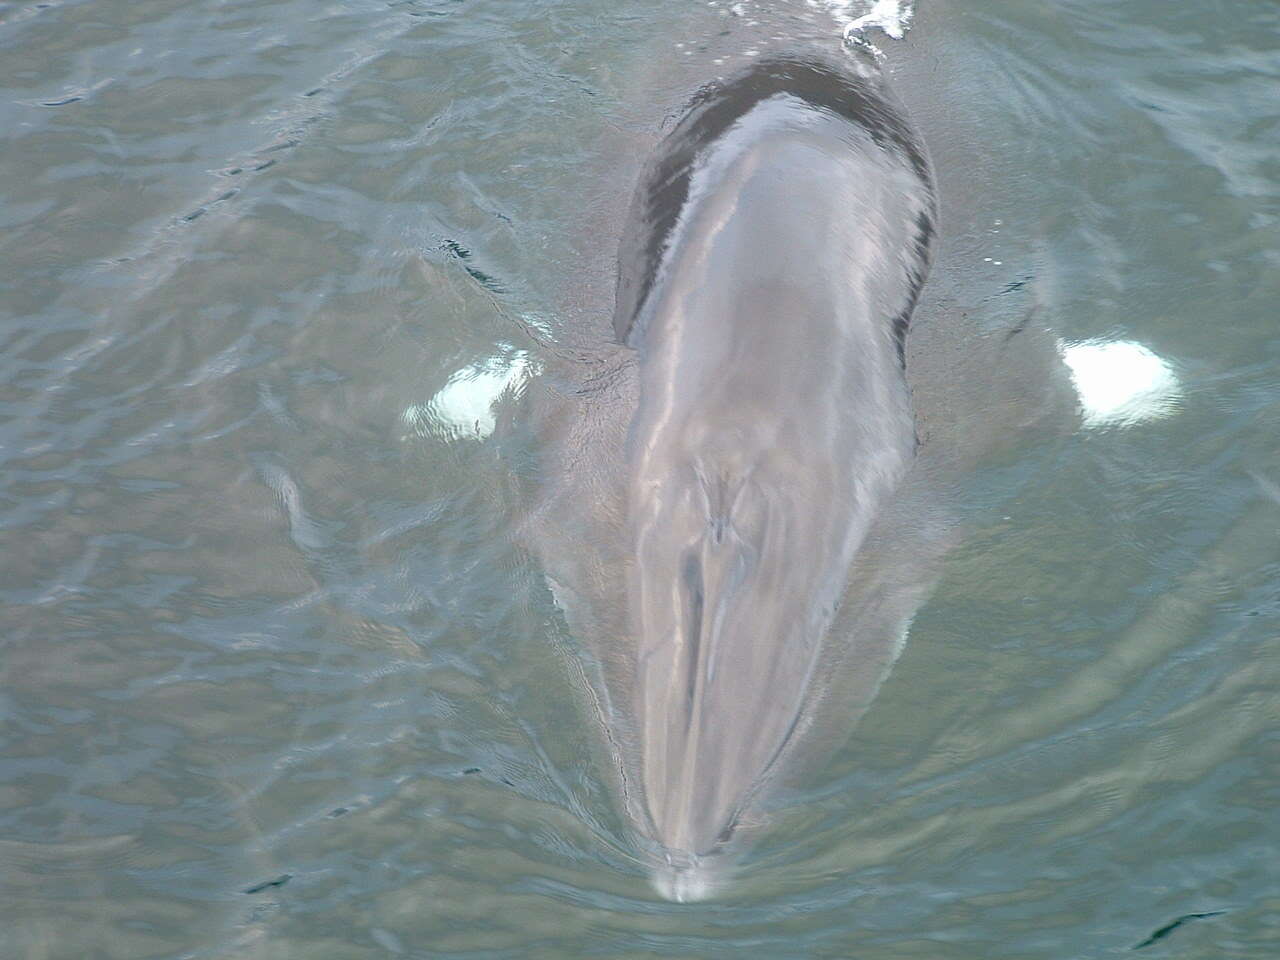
[647,846,726,903]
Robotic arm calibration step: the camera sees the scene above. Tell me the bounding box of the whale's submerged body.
[526,51,939,900]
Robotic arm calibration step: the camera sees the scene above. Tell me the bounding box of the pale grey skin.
[621,63,937,897]
[520,51,947,901]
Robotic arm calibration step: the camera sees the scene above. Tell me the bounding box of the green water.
[2,0,1277,956]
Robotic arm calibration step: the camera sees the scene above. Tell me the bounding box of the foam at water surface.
[823,0,915,40]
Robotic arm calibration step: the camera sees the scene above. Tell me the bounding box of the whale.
[522,48,940,901]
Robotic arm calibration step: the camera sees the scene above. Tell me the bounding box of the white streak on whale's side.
[1059,339,1181,427]
[406,350,535,441]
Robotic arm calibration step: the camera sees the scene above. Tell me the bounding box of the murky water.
[2,0,1278,957]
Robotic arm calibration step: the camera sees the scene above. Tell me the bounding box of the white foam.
[826,0,915,40]
[1059,339,1181,428]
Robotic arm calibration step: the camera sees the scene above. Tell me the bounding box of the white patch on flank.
[403,351,533,441]
[1059,339,1181,428]
[1247,470,1280,506]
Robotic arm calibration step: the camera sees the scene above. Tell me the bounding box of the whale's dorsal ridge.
[613,51,936,348]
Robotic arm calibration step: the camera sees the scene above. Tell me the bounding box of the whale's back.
[614,52,937,889]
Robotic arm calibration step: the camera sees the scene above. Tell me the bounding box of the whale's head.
[625,451,861,901]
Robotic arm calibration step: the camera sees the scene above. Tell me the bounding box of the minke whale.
[525,49,938,901]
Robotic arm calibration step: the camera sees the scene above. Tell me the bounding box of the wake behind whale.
[525,48,939,901]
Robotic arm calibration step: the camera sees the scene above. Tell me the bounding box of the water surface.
[2,0,1278,957]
